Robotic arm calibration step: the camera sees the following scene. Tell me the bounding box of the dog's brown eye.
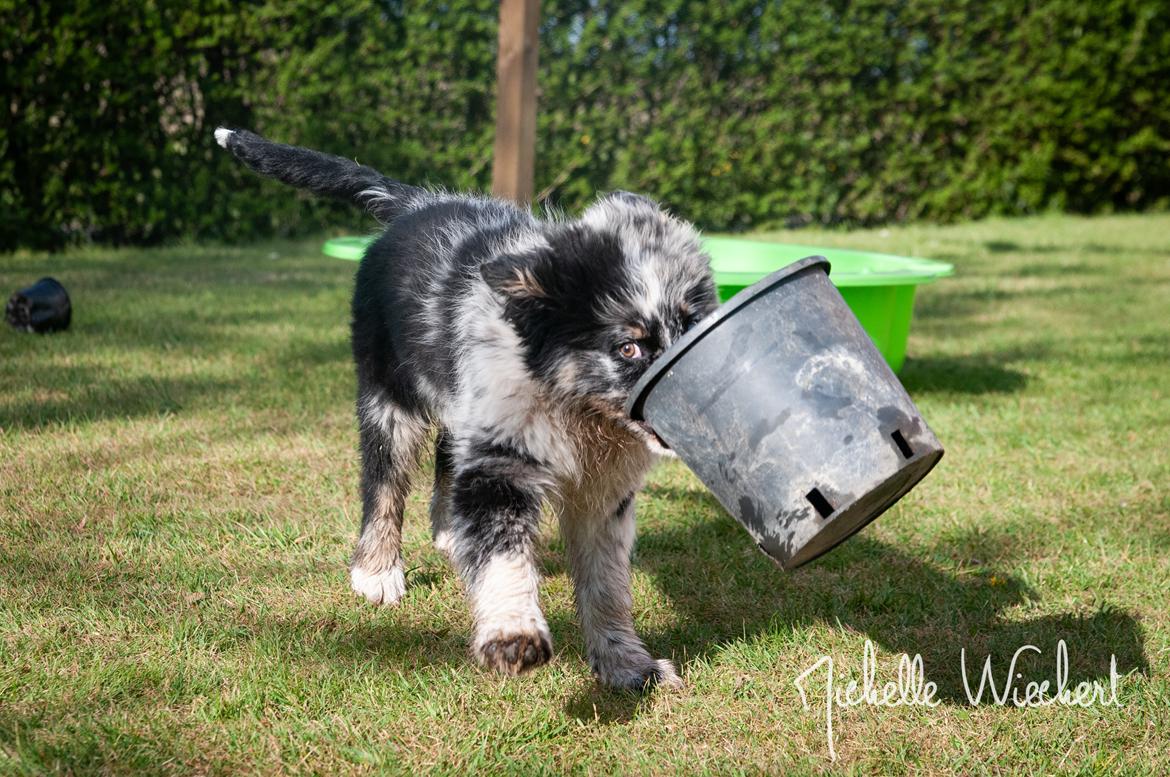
[618,342,643,360]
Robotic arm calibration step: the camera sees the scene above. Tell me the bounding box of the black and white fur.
[215,128,718,689]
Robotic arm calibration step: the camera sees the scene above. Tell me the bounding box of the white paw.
[349,564,406,606]
[651,658,684,690]
[597,656,684,691]
[214,127,233,148]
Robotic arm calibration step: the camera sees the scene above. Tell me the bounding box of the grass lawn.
[2,213,1168,774]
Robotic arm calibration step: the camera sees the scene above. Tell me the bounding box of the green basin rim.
[322,235,954,288]
[702,236,953,287]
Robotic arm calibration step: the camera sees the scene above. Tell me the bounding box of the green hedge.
[3,0,1169,249]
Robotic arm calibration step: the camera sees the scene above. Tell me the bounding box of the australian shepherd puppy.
[215,128,718,689]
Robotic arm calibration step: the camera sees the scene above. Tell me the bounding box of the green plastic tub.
[704,238,952,372]
[322,235,952,372]
[322,236,372,261]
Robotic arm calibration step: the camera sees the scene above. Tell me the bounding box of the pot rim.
[625,255,830,421]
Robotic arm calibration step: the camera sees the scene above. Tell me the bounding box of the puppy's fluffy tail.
[214,127,425,222]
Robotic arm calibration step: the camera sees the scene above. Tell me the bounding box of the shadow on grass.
[0,541,472,674]
[260,612,471,672]
[0,366,240,430]
[0,330,350,432]
[983,240,1167,257]
[914,284,1110,330]
[564,486,1148,722]
[898,354,1029,395]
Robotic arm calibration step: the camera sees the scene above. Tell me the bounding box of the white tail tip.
[214,128,233,148]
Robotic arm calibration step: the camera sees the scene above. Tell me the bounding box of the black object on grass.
[6,277,72,333]
[627,257,944,570]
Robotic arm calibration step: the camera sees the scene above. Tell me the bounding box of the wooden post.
[492,0,540,205]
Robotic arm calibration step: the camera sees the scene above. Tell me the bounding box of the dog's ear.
[480,253,550,300]
[582,191,670,231]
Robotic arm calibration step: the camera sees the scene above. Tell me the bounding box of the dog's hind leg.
[429,427,456,558]
[349,388,429,606]
[560,492,683,691]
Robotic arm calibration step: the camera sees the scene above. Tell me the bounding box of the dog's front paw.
[598,657,683,692]
[349,564,406,606]
[474,629,553,675]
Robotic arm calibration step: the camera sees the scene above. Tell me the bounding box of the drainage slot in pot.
[806,488,835,519]
[891,429,914,460]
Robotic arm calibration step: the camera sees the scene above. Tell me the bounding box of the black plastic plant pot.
[5,277,72,334]
[626,257,943,570]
